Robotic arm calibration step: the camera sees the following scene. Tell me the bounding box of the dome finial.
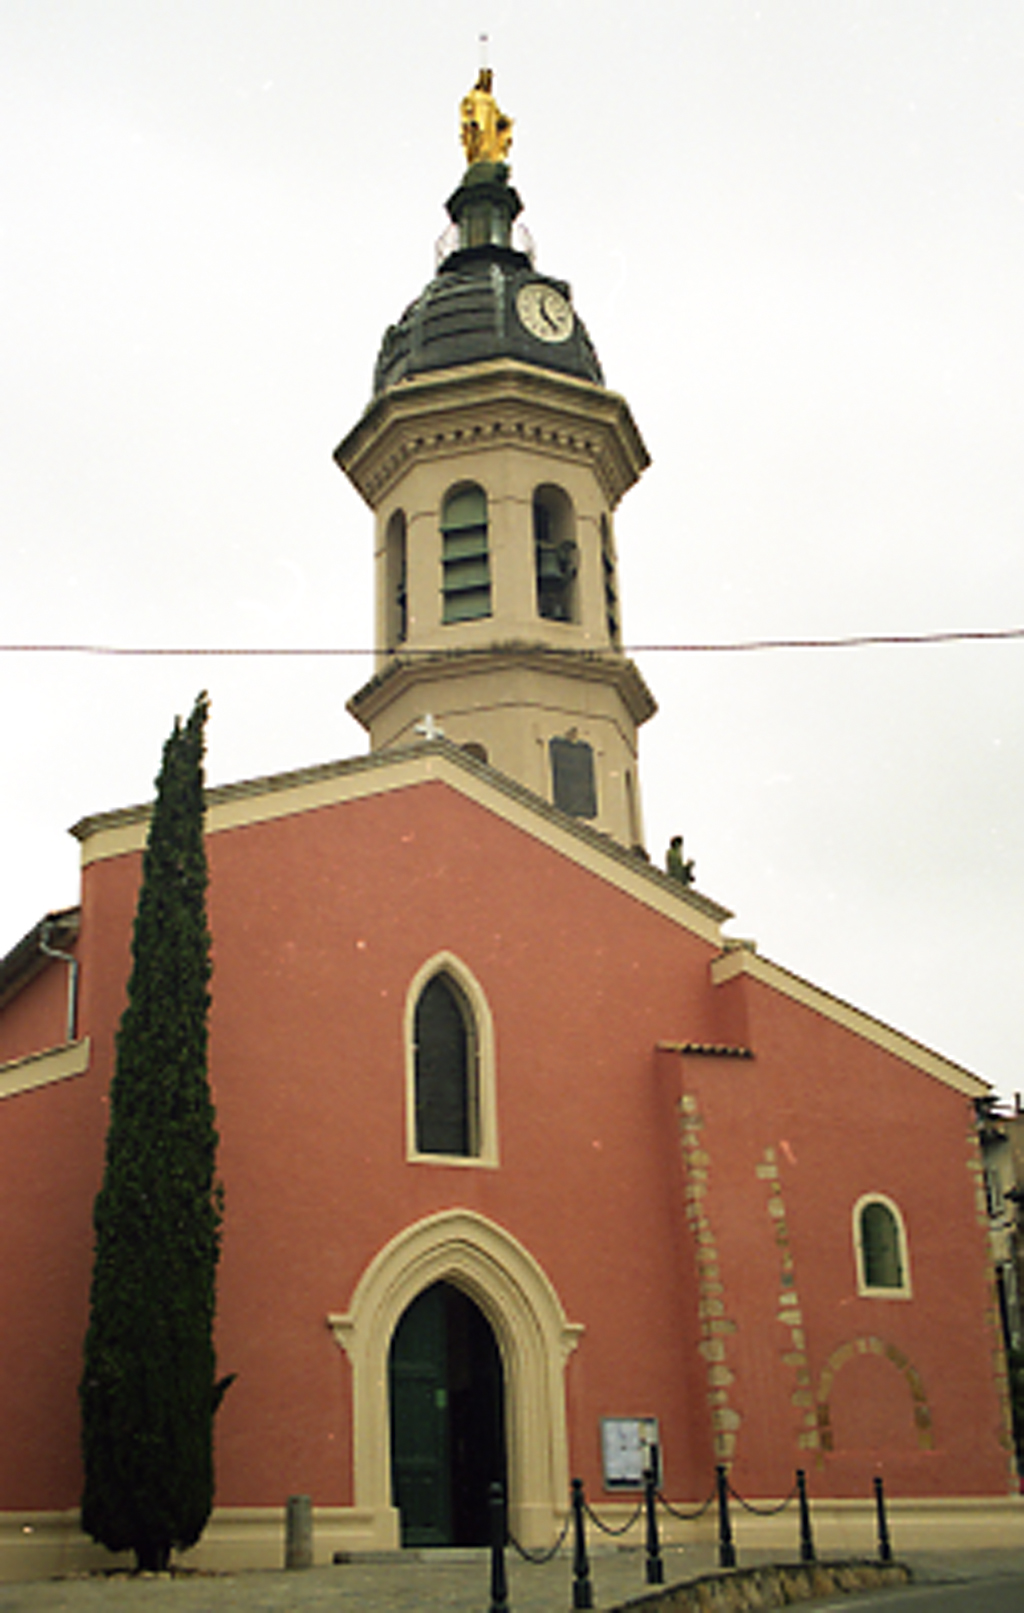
[460,63,513,165]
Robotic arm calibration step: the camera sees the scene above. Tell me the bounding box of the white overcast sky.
[3,2,1022,1099]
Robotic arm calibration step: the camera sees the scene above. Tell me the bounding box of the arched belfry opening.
[389,1281,506,1546]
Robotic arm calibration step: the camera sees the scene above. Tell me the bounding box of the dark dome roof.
[372,163,604,396]
[373,249,604,396]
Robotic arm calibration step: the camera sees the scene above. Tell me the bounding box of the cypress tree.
[81,693,230,1571]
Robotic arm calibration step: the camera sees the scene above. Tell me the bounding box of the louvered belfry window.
[414,974,475,1156]
[441,485,491,623]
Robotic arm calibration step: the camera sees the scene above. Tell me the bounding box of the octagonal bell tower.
[335,72,655,851]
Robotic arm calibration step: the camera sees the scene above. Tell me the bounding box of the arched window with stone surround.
[414,973,475,1156]
[441,484,491,623]
[405,955,498,1167]
[853,1194,912,1296]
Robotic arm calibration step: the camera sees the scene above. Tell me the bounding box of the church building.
[0,75,1017,1577]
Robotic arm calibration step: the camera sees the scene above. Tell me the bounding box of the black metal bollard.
[796,1468,815,1563]
[873,1474,893,1563]
[571,1477,594,1610]
[643,1467,664,1585]
[489,1481,509,1613]
[715,1464,737,1569]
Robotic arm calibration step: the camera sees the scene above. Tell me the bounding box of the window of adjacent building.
[385,509,408,648]
[441,485,491,623]
[533,485,577,623]
[600,514,620,644]
[854,1195,911,1297]
[549,735,598,819]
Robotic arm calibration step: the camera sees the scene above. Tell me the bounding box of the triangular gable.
[710,943,988,1099]
[71,740,731,947]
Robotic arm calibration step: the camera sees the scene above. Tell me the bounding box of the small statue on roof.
[460,68,513,165]
[666,835,695,887]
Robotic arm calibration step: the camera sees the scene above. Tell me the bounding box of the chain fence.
[485,1466,895,1613]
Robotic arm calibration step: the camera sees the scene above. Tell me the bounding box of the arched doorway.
[389,1281,506,1545]
[328,1209,582,1550]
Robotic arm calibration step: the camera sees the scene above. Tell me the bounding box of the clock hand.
[540,293,559,331]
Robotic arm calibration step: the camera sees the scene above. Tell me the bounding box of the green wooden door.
[389,1284,451,1546]
[389,1282,507,1547]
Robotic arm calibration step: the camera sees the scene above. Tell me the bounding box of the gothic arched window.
[405,956,498,1168]
[441,485,491,623]
[854,1195,911,1296]
[414,974,477,1156]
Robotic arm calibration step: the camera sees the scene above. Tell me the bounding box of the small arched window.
[385,509,408,647]
[414,974,477,1157]
[534,485,577,623]
[854,1195,911,1297]
[442,485,491,623]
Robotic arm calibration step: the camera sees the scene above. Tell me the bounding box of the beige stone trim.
[815,1335,933,1453]
[677,1093,742,1464]
[403,952,499,1168]
[0,1504,393,1579]
[335,359,650,511]
[5,1494,1024,1579]
[711,946,987,1098]
[73,745,728,946]
[326,1208,582,1549]
[0,1038,90,1102]
[851,1193,913,1300]
[756,1147,819,1452]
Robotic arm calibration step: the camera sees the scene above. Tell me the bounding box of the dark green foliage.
[80,694,229,1571]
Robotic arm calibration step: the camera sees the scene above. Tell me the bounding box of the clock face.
[516,283,575,344]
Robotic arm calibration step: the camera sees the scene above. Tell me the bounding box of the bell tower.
[335,72,656,850]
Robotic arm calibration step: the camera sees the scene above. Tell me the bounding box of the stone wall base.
[0,1504,392,1583]
[2,1494,1023,1585]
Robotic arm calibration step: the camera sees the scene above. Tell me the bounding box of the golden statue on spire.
[460,69,513,164]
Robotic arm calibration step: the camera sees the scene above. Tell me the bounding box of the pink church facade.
[0,745,1015,1575]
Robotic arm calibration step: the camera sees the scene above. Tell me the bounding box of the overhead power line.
[0,628,1023,658]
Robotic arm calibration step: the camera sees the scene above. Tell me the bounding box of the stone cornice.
[335,359,650,510]
[0,1039,90,1102]
[347,641,658,730]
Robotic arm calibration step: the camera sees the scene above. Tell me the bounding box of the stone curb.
[610,1557,912,1610]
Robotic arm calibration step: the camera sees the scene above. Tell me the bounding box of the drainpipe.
[39,920,79,1044]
